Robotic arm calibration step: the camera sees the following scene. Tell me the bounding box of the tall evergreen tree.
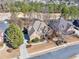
[5,24,24,49]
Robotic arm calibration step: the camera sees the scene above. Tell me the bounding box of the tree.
[53,4,60,13]
[18,2,31,15]
[47,4,54,13]
[69,6,79,19]
[61,6,69,19]
[5,24,24,49]
[30,2,43,12]
[8,3,18,20]
[9,1,31,18]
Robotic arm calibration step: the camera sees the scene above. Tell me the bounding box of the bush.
[5,24,24,49]
[31,37,45,43]
[31,38,40,43]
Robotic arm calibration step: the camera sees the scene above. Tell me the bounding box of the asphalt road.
[29,44,79,59]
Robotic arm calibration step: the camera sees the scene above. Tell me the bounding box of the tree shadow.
[3,31,13,48]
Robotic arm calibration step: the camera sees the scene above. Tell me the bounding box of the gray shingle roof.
[48,18,73,33]
[48,20,59,32]
[28,26,35,36]
[28,20,48,36]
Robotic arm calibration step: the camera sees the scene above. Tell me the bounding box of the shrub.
[31,37,40,43]
[31,37,45,43]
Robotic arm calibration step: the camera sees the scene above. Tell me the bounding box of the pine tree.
[5,24,24,49]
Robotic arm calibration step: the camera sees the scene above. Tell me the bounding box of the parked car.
[73,20,79,27]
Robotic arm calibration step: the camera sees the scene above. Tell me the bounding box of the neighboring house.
[0,21,9,45]
[47,17,74,43]
[27,18,73,41]
[28,20,48,40]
